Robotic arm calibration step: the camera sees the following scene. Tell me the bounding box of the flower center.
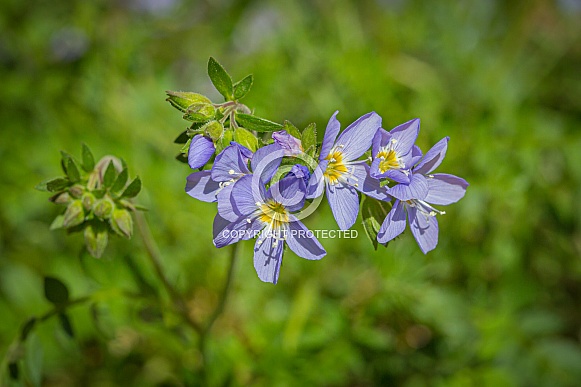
[324,150,349,184]
[376,149,400,174]
[259,200,289,229]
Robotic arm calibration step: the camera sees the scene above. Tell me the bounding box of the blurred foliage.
[1,0,581,386]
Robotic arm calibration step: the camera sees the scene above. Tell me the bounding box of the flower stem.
[134,211,202,333]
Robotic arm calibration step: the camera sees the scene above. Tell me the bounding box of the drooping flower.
[307,111,389,230]
[213,173,326,284]
[187,134,215,170]
[378,137,468,253]
[370,118,420,184]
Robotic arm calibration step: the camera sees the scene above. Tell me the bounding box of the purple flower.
[213,174,326,284]
[370,119,420,184]
[185,142,252,203]
[307,111,388,230]
[272,130,303,156]
[378,137,468,253]
[187,134,215,170]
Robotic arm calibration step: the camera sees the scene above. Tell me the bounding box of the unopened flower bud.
[202,120,224,141]
[84,223,108,259]
[93,198,114,219]
[111,208,133,239]
[49,191,71,205]
[63,200,85,228]
[82,192,95,211]
[69,185,84,198]
[183,102,216,122]
[166,91,212,113]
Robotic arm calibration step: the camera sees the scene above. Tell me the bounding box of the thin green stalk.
[134,211,202,333]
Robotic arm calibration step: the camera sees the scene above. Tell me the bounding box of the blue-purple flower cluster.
[185,111,467,284]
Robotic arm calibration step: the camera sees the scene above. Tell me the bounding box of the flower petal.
[335,111,382,161]
[216,183,239,221]
[185,171,221,203]
[213,214,262,248]
[425,173,468,205]
[188,134,215,170]
[387,173,429,201]
[307,160,327,199]
[286,217,326,260]
[273,130,303,156]
[251,143,284,184]
[408,206,439,254]
[372,128,390,158]
[231,142,253,159]
[268,175,306,212]
[320,110,341,161]
[231,175,264,215]
[390,118,420,156]
[377,200,406,244]
[414,137,449,175]
[326,182,360,230]
[253,236,284,284]
[351,162,390,201]
[410,145,423,167]
[211,143,250,182]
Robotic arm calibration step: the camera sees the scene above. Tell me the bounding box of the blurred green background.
[2,0,581,386]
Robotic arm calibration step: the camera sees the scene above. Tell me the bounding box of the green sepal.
[50,215,65,230]
[233,74,253,100]
[183,102,216,122]
[180,138,192,155]
[44,276,70,305]
[235,113,282,132]
[282,121,302,139]
[102,161,117,188]
[208,57,233,100]
[215,130,233,154]
[112,168,128,193]
[84,222,108,258]
[166,91,212,112]
[203,120,224,141]
[121,177,141,198]
[81,143,95,172]
[361,197,392,250]
[301,123,317,153]
[234,127,259,152]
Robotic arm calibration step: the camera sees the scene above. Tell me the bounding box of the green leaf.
[282,121,302,139]
[361,197,392,250]
[81,143,95,172]
[102,161,116,188]
[20,318,37,341]
[174,130,189,144]
[301,123,317,153]
[208,57,233,100]
[44,277,69,305]
[175,153,188,164]
[66,157,81,183]
[84,222,108,258]
[112,168,128,193]
[235,113,282,132]
[58,313,74,338]
[234,127,259,152]
[233,74,253,100]
[121,177,141,198]
[36,177,69,192]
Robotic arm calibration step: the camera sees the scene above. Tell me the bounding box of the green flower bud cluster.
[36,144,143,258]
[166,57,284,162]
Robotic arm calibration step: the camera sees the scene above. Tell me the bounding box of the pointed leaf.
[301,123,317,153]
[66,157,81,183]
[58,313,74,338]
[361,197,392,250]
[235,113,282,132]
[112,168,128,193]
[174,130,189,144]
[121,176,141,198]
[20,318,37,341]
[282,121,302,139]
[208,57,233,100]
[234,127,259,152]
[102,161,116,188]
[233,74,253,100]
[36,177,69,192]
[44,277,69,305]
[81,143,95,172]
